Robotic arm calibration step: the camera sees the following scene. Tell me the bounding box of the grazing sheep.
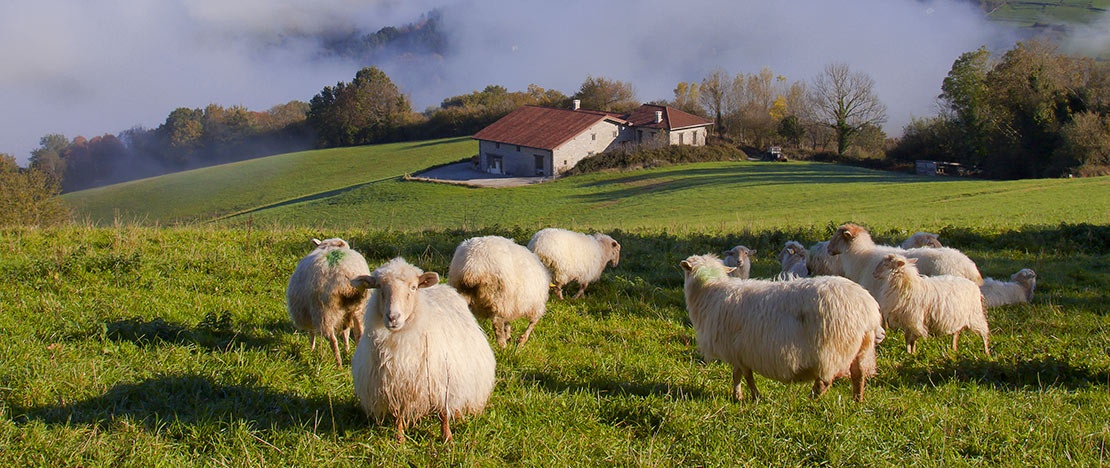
[872,253,990,356]
[527,228,621,299]
[806,241,844,277]
[681,254,883,402]
[827,223,983,299]
[981,268,1037,308]
[350,258,496,442]
[449,236,551,348]
[721,245,755,279]
[777,241,810,279]
[286,237,370,366]
[900,232,943,249]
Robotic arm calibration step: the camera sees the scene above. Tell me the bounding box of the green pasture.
[987,0,1110,26]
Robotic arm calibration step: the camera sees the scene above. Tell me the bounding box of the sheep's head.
[595,233,621,268]
[312,237,350,250]
[873,253,916,280]
[1012,268,1037,299]
[681,254,733,284]
[828,223,865,255]
[721,245,754,270]
[907,232,943,248]
[778,241,807,267]
[351,257,439,331]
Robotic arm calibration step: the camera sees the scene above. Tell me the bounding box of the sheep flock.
[284,222,1034,442]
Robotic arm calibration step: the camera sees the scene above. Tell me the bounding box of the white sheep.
[777,241,810,279]
[721,245,755,279]
[350,257,496,442]
[527,228,621,299]
[827,223,983,299]
[449,235,551,348]
[806,241,844,277]
[681,254,883,402]
[900,232,943,249]
[980,268,1037,308]
[872,253,990,356]
[286,237,370,366]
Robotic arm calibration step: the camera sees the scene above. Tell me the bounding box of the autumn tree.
[672,82,704,115]
[699,68,732,134]
[573,76,638,113]
[808,63,887,155]
[0,154,69,226]
[29,133,70,185]
[308,66,415,147]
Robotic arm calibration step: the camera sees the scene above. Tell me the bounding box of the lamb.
[350,258,496,442]
[526,228,621,299]
[680,254,883,402]
[806,241,844,277]
[286,237,371,366]
[776,241,809,279]
[449,235,551,348]
[721,245,755,279]
[900,232,943,249]
[980,268,1037,308]
[872,253,990,356]
[827,223,983,299]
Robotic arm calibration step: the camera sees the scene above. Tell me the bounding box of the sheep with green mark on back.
[286,237,370,367]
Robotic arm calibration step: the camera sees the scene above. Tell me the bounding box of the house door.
[488,156,503,175]
[534,155,545,176]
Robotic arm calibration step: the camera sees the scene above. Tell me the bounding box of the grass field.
[11,141,1110,465]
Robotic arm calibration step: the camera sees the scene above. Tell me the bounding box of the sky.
[0,0,1033,166]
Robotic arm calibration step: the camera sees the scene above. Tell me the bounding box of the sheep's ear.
[611,241,620,249]
[750,250,757,256]
[418,272,439,288]
[723,265,736,274]
[680,260,693,272]
[905,257,918,266]
[350,275,378,291]
[840,228,854,239]
[312,238,322,246]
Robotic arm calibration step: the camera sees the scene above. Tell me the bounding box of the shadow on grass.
[79,311,282,352]
[520,370,708,401]
[892,354,1109,391]
[10,373,366,432]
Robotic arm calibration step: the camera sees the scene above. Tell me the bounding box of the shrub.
[564,144,745,175]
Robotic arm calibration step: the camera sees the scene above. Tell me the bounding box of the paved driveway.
[411,162,549,188]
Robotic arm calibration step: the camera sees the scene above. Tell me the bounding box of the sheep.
[827,223,983,299]
[286,237,371,366]
[350,257,496,442]
[806,241,844,277]
[721,245,755,279]
[680,254,883,402]
[872,253,990,356]
[980,268,1037,308]
[449,235,551,348]
[526,228,621,299]
[776,241,809,279]
[900,232,943,249]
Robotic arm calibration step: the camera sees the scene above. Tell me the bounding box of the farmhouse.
[472,101,713,177]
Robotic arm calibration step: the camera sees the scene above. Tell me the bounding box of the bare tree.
[808,63,887,155]
[699,68,731,134]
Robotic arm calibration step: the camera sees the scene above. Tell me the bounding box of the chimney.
[572,99,581,111]
[654,110,663,124]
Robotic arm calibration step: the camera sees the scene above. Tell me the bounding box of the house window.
[516,145,521,151]
[591,133,596,141]
[495,142,500,149]
[679,133,685,145]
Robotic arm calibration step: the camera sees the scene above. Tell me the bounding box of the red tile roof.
[624,104,713,130]
[472,106,626,150]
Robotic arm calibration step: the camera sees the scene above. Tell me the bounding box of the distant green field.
[987,0,1110,26]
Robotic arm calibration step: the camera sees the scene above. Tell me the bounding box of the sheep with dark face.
[286,237,370,366]
[350,258,496,443]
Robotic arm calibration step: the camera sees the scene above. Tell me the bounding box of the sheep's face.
[681,254,733,284]
[827,224,861,255]
[778,242,806,267]
[721,246,752,270]
[1012,269,1037,297]
[873,253,915,280]
[597,234,621,268]
[351,258,439,331]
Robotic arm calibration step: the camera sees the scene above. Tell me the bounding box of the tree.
[29,133,70,185]
[939,46,993,167]
[308,66,414,147]
[808,63,888,155]
[572,76,638,113]
[0,154,69,226]
[699,68,731,135]
[672,82,704,115]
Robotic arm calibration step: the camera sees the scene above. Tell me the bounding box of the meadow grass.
[1,221,1107,466]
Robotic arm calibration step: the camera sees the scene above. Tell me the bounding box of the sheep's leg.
[440,412,452,442]
[492,317,509,348]
[395,418,406,443]
[553,283,565,300]
[950,331,961,355]
[572,283,589,299]
[351,318,363,348]
[730,366,745,401]
[744,368,760,401]
[324,331,343,367]
[811,380,831,399]
[309,331,317,351]
[850,357,866,402]
[342,327,351,352]
[517,316,540,347]
[980,332,991,357]
[906,335,917,354]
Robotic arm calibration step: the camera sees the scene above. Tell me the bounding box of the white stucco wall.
[552,120,628,174]
[478,140,553,176]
